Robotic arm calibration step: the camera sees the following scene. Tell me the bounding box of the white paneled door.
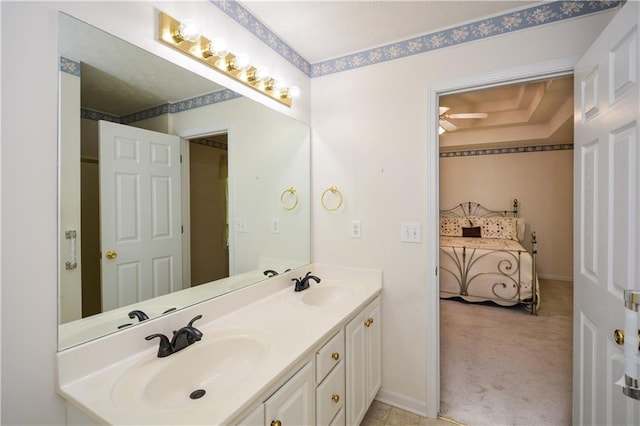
[99,121,183,311]
[573,1,640,424]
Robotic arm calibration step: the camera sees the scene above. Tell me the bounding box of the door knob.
[614,329,640,349]
[105,250,118,260]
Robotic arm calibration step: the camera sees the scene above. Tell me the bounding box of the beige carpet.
[439,279,573,425]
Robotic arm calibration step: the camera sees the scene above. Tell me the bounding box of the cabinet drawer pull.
[331,394,340,403]
[271,421,282,426]
[331,352,340,361]
[365,317,374,327]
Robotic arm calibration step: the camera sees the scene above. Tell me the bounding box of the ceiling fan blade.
[440,119,458,132]
[439,106,450,116]
[447,112,488,119]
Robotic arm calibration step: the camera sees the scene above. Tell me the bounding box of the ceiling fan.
[439,106,488,133]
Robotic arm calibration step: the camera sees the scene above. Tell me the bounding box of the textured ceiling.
[439,76,574,151]
[241,1,539,63]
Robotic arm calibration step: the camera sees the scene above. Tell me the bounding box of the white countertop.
[56,264,382,425]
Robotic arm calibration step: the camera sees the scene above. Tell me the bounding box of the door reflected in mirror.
[58,13,310,350]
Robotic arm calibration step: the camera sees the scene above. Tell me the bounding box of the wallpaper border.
[209,1,623,77]
[440,143,574,158]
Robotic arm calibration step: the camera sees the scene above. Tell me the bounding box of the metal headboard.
[440,199,519,218]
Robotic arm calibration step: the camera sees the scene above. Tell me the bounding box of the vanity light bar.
[159,12,295,107]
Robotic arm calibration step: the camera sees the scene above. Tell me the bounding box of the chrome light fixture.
[159,12,299,107]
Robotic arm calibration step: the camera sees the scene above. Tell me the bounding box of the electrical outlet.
[351,220,362,239]
[401,223,421,243]
[235,217,248,233]
[272,218,280,234]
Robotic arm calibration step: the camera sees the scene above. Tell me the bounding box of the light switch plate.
[401,223,421,243]
[351,220,362,238]
[236,217,248,233]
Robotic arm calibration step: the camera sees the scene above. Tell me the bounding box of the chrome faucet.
[145,315,203,358]
[292,271,321,292]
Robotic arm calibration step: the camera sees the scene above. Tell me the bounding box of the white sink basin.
[112,334,269,411]
[288,282,358,306]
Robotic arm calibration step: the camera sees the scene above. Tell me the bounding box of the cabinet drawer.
[316,361,345,425]
[316,329,344,383]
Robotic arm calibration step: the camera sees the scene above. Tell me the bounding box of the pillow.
[462,226,482,238]
[469,216,519,240]
[440,217,469,236]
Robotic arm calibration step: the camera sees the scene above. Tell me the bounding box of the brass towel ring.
[321,186,343,211]
[280,187,298,210]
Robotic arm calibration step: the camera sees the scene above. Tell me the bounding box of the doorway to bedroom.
[437,76,575,425]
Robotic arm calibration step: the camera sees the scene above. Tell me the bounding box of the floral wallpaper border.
[210,1,623,78]
[440,143,573,158]
[61,57,242,123]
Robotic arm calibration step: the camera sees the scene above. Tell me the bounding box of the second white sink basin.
[288,282,358,307]
[112,334,269,411]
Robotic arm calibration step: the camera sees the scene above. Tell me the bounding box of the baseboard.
[375,388,428,418]
[538,273,573,282]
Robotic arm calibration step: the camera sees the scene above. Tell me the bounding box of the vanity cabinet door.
[345,296,381,426]
[265,361,314,426]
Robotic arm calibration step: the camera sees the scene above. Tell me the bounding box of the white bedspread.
[439,236,538,307]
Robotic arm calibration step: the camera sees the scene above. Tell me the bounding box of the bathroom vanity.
[56,264,382,425]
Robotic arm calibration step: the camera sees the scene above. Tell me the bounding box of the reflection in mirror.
[58,13,310,350]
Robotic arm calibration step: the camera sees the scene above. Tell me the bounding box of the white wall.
[440,149,574,281]
[310,12,614,415]
[0,1,308,423]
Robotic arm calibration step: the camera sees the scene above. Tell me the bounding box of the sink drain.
[190,389,206,400]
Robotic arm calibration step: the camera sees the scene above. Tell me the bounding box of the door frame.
[425,56,580,417]
[176,125,233,287]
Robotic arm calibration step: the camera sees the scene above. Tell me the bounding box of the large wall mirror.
[57,13,310,350]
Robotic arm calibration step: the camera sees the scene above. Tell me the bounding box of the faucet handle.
[145,333,173,358]
[128,309,149,321]
[187,314,203,328]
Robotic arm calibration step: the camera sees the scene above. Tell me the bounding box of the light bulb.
[229,53,250,71]
[281,86,300,99]
[234,53,250,70]
[209,38,228,57]
[174,19,200,43]
[254,66,270,82]
[288,86,301,98]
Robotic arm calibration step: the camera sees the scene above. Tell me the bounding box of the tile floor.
[360,400,460,426]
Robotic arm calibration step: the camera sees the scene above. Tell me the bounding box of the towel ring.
[280,187,298,210]
[321,186,343,211]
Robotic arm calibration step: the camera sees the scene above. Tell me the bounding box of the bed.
[439,200,539,314]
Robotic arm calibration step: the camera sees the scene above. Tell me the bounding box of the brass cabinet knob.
[105,250,118,260]
[331,394,340,403]
[365,317,374,327]
[271,421,282,426]
[331,352,340,361]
